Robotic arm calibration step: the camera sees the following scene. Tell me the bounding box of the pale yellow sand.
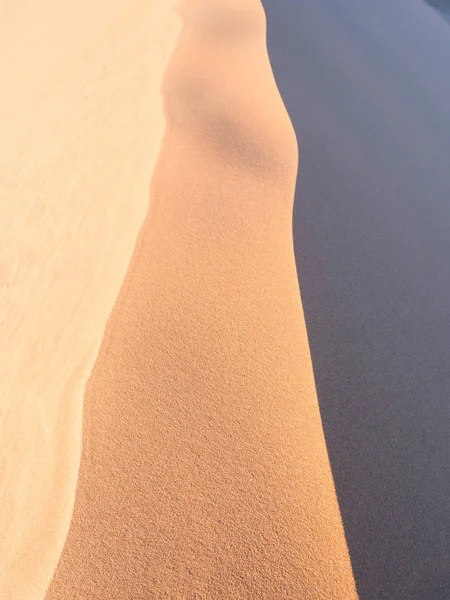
[42,0,357,598]
[0,2,180,599]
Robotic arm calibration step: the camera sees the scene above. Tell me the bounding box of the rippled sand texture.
[45,0,357,598]
[0,2,180,599]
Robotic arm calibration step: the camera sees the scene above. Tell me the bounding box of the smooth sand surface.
[262,0,450,598]
[437,9,450,22]
[43,0,357,598]
[0,1,180,598]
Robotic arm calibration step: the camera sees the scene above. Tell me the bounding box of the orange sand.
[0,1,180,599]
[42,0,357,598]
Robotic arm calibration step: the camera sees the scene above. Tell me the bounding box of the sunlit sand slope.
[0,2,180,599]
[45,0,357,598]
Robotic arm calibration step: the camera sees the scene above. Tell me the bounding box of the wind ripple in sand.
[45,0,358,598]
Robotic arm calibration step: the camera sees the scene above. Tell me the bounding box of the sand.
[0,1,180,598]
[1,0,358,598]
[43,0,357,598]
[262,0,450,598]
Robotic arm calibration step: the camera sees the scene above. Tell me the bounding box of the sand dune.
[0,2,180,599]
[262,0,450,597]
[42,0,357,598]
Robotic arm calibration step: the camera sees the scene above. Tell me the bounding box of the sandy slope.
[262,0,450,598]
[0,2,180,599]
[44,0,357,598]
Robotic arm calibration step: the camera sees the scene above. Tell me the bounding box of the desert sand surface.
[42,0,358,598]
[424,0,450,21]
[262,0,450,598]
[0,1,180,598]
[437,9,450,22]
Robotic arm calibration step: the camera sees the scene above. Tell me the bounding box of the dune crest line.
[45,0,358,598]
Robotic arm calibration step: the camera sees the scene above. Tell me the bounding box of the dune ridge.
[43,0,358,598]
[0,1,180,599]
[262,0,450,597]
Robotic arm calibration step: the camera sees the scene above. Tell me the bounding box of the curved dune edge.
[0,2,181,599]
[45,0,358,598]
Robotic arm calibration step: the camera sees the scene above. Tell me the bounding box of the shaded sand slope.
[46,0,357,598]
[0,1,180,599]
[262,0,450,598]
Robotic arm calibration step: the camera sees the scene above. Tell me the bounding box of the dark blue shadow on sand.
[262,1,450,598]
